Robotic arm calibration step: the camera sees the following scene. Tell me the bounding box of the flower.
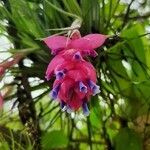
[44,30,107,116]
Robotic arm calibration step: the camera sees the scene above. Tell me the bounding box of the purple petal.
[49,84,60,99]
[79,81,87,93]
[55,70,65,79]
[92,85,100,96]
[82,102,90,116]
[49,90,57,100]
[88,80,100,96]
[73,52,82,60]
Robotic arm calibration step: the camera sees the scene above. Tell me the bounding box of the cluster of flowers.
[44,30,107,116]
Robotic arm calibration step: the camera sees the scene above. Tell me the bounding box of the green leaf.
[0,142,10,150]
[41,130,68,150]
[9,0,44,37]
[81,0,101,33]
[90,97,102,128]
[121,25,147,82]
[107,42,132,95]
[114,128,142,150]
[63,0,82,16]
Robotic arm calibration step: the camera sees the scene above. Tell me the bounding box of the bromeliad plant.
[1,0,150,149]
[44,30,107,115]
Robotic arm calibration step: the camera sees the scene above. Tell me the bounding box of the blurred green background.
[0,0,150,149]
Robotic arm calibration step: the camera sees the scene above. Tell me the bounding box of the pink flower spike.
[43,36,70,55]
[44,30,107,114]
[83,34,107,49]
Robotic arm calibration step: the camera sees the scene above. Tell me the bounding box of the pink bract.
[44,31,107,116]
[44,33,107,56]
